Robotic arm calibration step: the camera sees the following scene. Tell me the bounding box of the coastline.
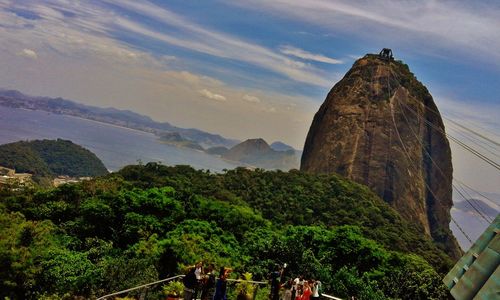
[16,107,152,135]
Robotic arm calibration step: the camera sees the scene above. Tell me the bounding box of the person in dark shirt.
[269,265,282,300]
[201,264,216,300]
[183,267,198,300]
[213,267,231,300]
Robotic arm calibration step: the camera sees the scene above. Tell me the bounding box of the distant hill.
[451,197,500,250]
[158,132,204,151]
[270,141,296,151]
[454,198,499,220]
[0,89,240,148]
[204,146,229,156]
[0,139,108,180]
[222,138,299,170]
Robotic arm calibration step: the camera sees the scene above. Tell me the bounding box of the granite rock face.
[301,54,461,259]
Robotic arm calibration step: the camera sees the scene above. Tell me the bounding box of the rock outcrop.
[301,54,461,259]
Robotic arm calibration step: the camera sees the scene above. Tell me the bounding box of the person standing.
[301,281,311,300]
[194,261,203,300]
[213,267,231,300]
[183,267,198,300]
[269,265,281,300]
[291,276,300,300]
[311,280,321,300]
[295,285,303,300]
[282,279,293,300]
[201,264,216,300]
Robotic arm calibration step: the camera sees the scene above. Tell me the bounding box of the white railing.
[96,275,342,300]
[96,274,184,300]
[322,293,343,300]
[226,278,267,285]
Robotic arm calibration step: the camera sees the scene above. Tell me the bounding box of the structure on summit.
[379,48,394,60]
[301,50,462,259]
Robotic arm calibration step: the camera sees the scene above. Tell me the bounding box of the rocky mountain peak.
[223,138,272,160]
[301,52,461,258]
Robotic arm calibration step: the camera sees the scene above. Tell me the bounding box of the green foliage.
[0,142,51,177]
[158,220,246,275]
[0,139,108,182]
[235,272,255,298]
[330,267,385,300]
[163,280,184,297]
[0,210,58,299]
[0,164,452,299]
[40,248,101,295]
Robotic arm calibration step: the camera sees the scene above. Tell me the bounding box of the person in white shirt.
[311,280,321,300]
[193,261,203,299]
[195,261,203,280]
[291,276,300,300]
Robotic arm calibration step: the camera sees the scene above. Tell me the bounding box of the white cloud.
[280,45,342,64]
[17,48,38,59]
[227,0,500,64]
[243,94,261,103]
[0,0,318,149]
[106,0,332,87]
[199,89,227,102]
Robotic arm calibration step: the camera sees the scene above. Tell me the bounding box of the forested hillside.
[0,139,108,181]
[0,163,451,299]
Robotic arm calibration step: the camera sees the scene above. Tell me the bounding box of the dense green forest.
[0,139,108,182]
[0,163,452,299]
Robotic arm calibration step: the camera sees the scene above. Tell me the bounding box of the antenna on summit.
[379,48,393,60]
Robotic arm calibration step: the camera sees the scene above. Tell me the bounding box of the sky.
[0,1,499,199]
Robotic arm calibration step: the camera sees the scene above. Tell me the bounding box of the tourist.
[183,267,198,300]
[269,265,281,300]
[201,264,216,300]
[282,279,293,300]
[295,284,303,300]
[311,280,321,300]
[194,261,203,299]
[301,281,311,300]
[213,267,231,300]
[291,276,300,300]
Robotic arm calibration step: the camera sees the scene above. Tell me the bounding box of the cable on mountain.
[453,178,500,207]
[385,72,491,249]
[392,93,494,225]
[451,215,473,245]
[406,97,500,147]
[396,97,500,172]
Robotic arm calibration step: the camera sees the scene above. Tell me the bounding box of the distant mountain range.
[0,89,300,170]
[0,89,239,149]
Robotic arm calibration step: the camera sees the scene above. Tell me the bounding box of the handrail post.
[252,283,260,300]
[139,286,148,300]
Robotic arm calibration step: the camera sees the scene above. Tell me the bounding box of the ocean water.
[0,106,239,172]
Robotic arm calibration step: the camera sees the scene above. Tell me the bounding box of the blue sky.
[1,1,499,114]
[0,1,499,193]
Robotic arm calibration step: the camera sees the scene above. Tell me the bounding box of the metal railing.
[96,275,342,300]
[322,293,344,300]
[96,275,184,300]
